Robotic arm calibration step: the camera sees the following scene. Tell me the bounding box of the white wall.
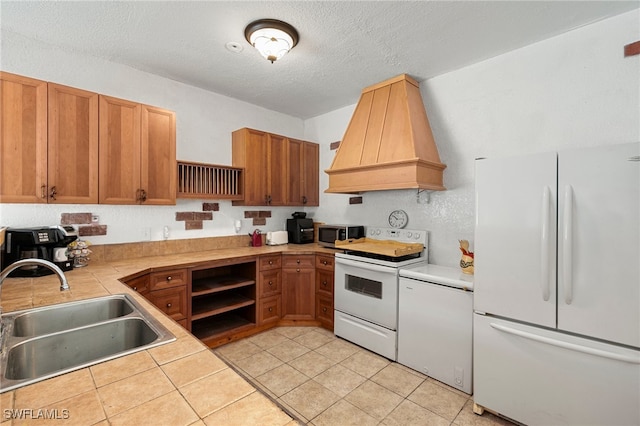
[305,11,639,267]
[0,29,307,243]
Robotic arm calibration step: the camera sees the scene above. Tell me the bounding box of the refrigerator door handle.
[563,185,574,305]
[489,322,640,364]
[540,186,551,301]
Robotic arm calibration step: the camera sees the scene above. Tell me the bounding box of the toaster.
[266,231,288,246]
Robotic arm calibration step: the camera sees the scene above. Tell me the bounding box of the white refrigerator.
[473,142,640,425]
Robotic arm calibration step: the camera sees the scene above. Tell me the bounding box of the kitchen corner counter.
[0,243,335,425]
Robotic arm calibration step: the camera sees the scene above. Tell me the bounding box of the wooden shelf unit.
[189,258,257,346]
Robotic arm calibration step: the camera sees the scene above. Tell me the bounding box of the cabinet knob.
[322,281,328,287]
[268,307,273,312]
[41,184,47,199]
[166,276,172,281]
[323,260,328,265]
[132,286,138,291]
[322,307,327,313]
[268,260,273,265]
[268,281,273,286]
[166,303,172,308]
[296,268,300,272]
[302,196,307,204]
[296,259,300,264]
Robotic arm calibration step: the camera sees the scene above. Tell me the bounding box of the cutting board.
[335,237,424,257]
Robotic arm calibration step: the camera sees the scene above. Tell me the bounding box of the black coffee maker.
[1,226,77,277]
[286,212,314,244]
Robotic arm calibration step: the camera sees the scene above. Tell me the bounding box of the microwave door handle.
[335,257,396,274]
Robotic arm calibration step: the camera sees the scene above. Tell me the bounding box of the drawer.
[259,295,281,325]
[148,286,187,321]
[124,274,150,295]
[149,268,188,290]
[315,254,335,271]
[259,254,281,271]
[316,270,334,297]
[282,254,314,269]
[260,269,282,298]
[316,295,334,327]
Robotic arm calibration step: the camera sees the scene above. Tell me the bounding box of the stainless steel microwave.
[317,225,365,248]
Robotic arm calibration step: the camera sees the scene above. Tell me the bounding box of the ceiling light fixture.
[244,19,299,63]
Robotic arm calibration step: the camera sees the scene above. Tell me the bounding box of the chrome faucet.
[0,259,70,314]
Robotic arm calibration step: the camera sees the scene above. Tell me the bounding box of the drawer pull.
[322,260,328,265]
[268,281,273,286]
[296,259,301,264]
[296,268,300,272]
[166,276,172,282]
[269,260,273,265]
[166,303,172,308]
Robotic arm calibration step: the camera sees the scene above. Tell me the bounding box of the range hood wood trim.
[325,158,445,193]
[325,74,446,194]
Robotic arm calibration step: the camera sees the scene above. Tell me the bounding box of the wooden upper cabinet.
[99,95,142,204]
[140,105,176,205]
[0,72,48,203]
[232,128,285,206]
[99,99,175,205]
[286,138,319,206]
[232,127,319,206]
[47,83,99,204]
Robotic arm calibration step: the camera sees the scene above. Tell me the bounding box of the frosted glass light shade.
[245,19,299,63]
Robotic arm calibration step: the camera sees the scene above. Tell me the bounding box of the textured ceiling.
[1,1,638,119]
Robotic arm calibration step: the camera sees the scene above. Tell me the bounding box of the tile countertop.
[0,243,337,426]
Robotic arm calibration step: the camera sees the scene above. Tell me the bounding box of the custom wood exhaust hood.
[325,74,446,193]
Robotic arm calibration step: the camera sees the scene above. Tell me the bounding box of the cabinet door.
[148,286,187,321]
[47,83,99,203]
[141,105,176,205]
[266,133,286,205]
[557,143,640,347]
[232,128,269,205]
[282,267,315,320]
[302,141,319,206]
[99,95,141,204]
[286,138,303,205]
[0,72,48,203]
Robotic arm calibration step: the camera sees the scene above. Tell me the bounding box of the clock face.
[388,210,408,228]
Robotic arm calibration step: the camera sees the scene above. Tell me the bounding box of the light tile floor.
[213,326,517,426]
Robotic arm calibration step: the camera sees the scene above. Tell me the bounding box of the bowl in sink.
[0,294,175,393]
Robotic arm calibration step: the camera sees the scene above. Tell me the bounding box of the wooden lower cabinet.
[121,251,336,348]
[315,254,335,330]
[281,254,315,321]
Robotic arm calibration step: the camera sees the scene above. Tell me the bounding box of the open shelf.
[191,276,255,297]
[191,311,255,343]
[191,293,255,321]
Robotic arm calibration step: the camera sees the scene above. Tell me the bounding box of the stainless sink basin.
[1,294,175,393]
[10,296,134,337]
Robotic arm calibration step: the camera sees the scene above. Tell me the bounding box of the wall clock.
[388,209,409,228]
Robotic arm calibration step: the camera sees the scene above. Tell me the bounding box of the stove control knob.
[375,229,381,235]
[369,229,376,236]
[414,233,422,239]
[406,232,413,238]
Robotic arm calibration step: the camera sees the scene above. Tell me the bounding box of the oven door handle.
[335,257,397,274]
